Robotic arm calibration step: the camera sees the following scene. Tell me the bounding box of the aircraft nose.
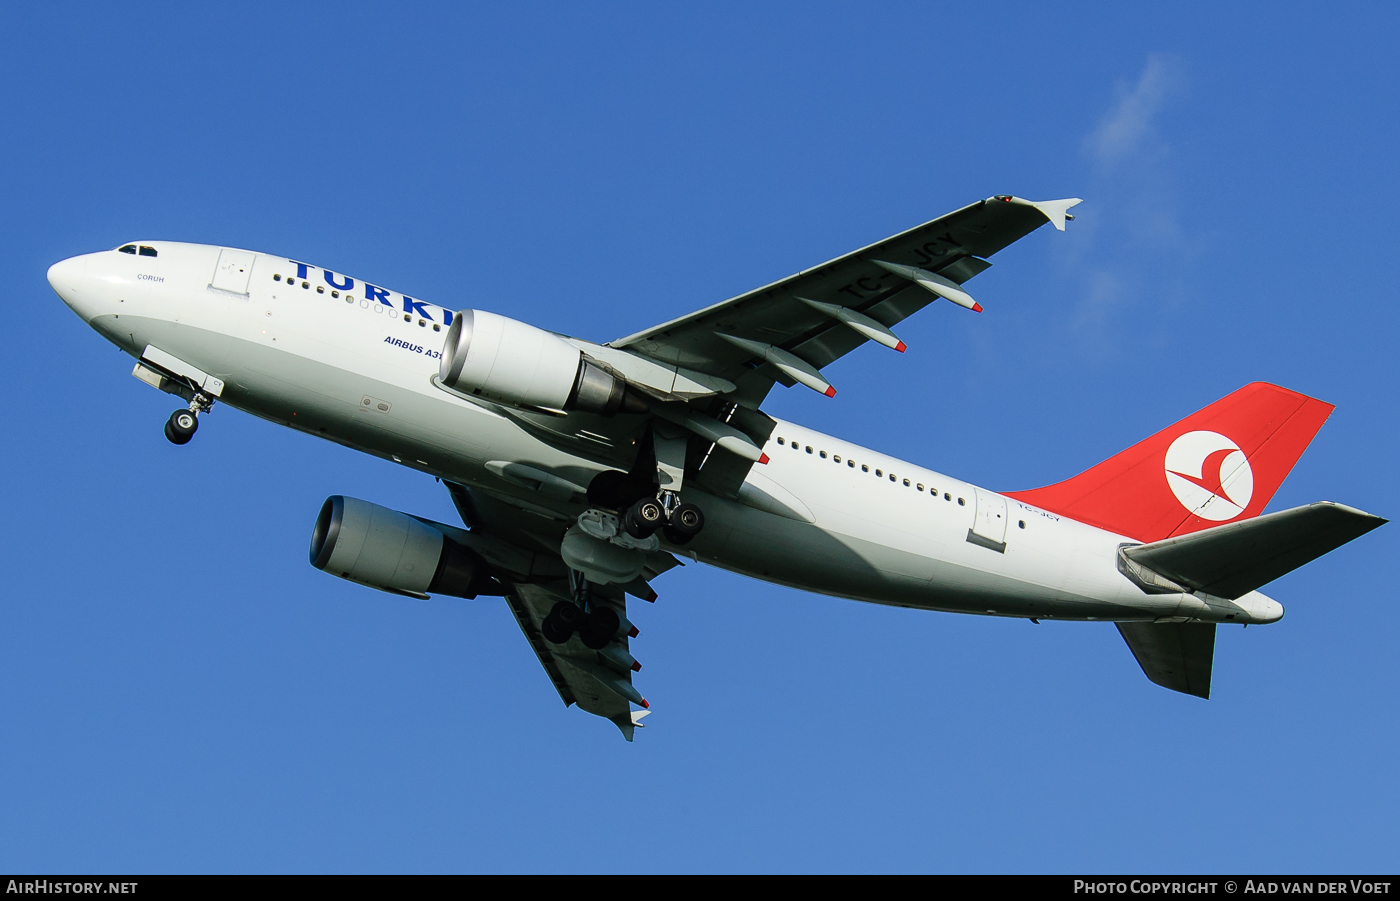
[47,255,93,320]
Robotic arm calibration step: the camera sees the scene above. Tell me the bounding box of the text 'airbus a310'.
[46,195,1384,739]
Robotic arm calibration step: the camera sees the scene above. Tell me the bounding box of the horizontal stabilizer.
[1122,502,1386,600]
[1117,622,1216,699]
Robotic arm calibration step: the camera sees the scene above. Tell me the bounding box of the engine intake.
[309,496,498,599]
[439,309,644,415]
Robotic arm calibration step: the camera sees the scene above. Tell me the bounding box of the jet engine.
[309,496,498,599]
[439,309,645,415]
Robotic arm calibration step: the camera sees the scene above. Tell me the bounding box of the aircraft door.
[970,487,1008,551]
[210,248,256,294]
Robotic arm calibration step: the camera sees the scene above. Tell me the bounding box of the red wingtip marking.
[631,661,642,672]
[894,341,907,353]
[640,699,649,709]
[971,302,983,313]
[758,453,770,465]
[824,386,837,398]
[628,626,640,637]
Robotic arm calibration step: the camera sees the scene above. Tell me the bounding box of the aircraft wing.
[610,195,1080,398]
[446,195,1080,504]
[503,578,651,741]
[445,481,677,740]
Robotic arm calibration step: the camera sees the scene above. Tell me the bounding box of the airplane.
[45,194,1385,740]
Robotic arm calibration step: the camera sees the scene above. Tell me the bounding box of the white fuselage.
[47,242,1283,626]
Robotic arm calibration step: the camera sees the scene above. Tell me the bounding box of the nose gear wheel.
[164,409,199,445]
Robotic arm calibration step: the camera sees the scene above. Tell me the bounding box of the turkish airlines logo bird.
[1163,430,1255,521]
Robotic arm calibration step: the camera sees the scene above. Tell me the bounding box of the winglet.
[1009,196,1083,231]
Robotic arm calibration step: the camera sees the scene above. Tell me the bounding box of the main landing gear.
[619,421,707,545]
[542,570,631,649]
[582,422,710,547]
[542,598,625,649]
[164,392,214,446]
[622,495,705,545]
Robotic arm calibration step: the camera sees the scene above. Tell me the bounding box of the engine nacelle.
[309,496,496,599]
[439,309,644,415]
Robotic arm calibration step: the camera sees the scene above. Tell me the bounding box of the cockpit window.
[118,244,137,254]
[139,245,158,257]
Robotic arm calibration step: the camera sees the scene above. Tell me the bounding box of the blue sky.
[2,2,1396,874]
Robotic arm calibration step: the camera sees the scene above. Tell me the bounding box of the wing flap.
[1122,502,1386,600]
[1117,621,1216,699]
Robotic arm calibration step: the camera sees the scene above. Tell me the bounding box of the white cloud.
[1060,54,1193,356]
[1085,53,1183,166]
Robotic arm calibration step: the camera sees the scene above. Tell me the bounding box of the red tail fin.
[1006,383,1334,542]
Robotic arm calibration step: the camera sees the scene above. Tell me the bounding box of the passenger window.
[316,286,325,294]
[833,455,841,463]
[903,478,910,487]
[917,483,924,491]
[1018,520,1026,529]
[805,446,813,454]
[403,314,411,322]
[958,498,965,506]
[118,245,137,254]
[433,324,441,332]
[777,437,785,445]
[889,474,896,482]
[331,290,339,298]
[819,451,827,459]
[847,460,855,468]
[876,469,883,477]
[944,493,951,501]
[861,465,869,472]
[273,274,282,281]
[139,246,157,257]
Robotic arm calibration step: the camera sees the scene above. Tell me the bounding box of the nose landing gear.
[163,392,214,446]
[164,409,199,445]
